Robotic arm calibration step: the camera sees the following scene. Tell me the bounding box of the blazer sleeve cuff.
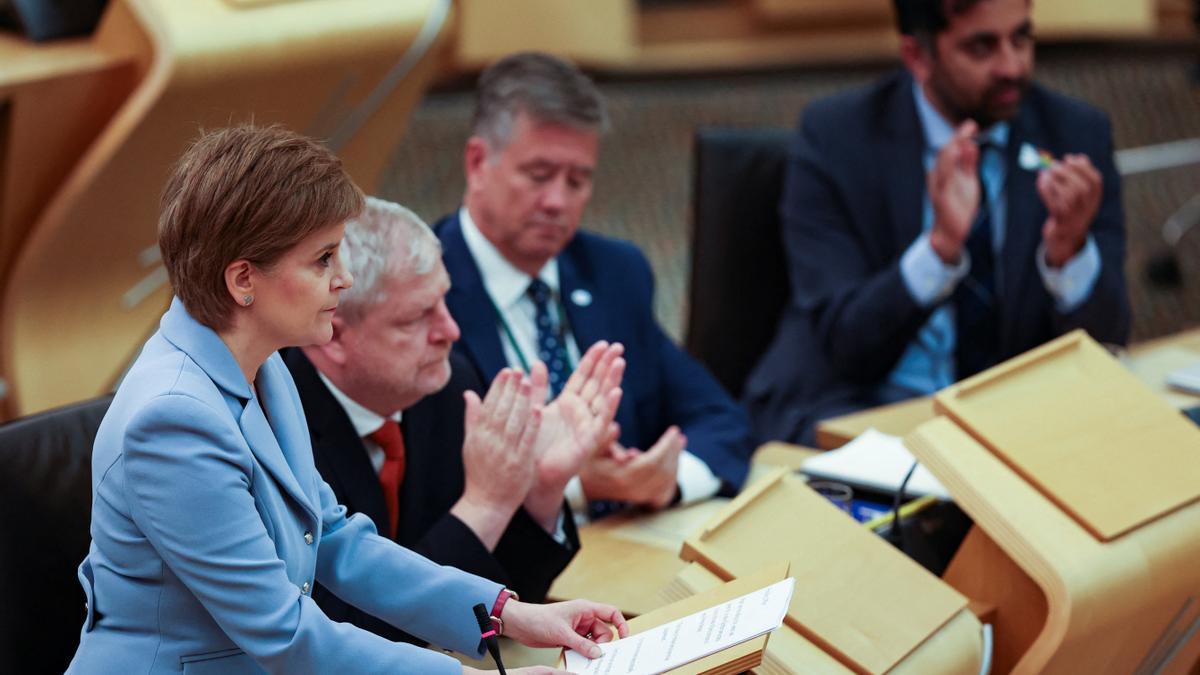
[900,232,969,308]
[414,513,511,587]
[676,450,722,505]
[1037,236,1101,313]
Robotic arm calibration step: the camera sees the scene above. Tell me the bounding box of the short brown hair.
[158,125,364,330]
[472,51,608,150]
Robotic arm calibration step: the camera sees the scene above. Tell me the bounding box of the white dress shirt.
[318,369,567,542]
[459,207,721,519]
[317,371,401,474]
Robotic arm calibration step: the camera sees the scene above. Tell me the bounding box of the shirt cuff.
[676,450,721,505]
[549,509,569,545]
[1037,235,1101,313]
[900,233,970,308]
[565,476,589,527]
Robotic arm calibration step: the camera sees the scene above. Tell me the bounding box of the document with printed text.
[563,577,795,675]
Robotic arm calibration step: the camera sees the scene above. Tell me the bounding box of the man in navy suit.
[285,197,623,641]
[436,52,753,517]
[745,0,1131,444]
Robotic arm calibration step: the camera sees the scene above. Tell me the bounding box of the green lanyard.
[486,289,575,375]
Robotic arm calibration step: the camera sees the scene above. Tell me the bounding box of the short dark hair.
[894,0,989,40]
[471,51,608,150]
[158,125,363,330]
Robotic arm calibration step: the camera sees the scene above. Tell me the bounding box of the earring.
[243,295,253,306]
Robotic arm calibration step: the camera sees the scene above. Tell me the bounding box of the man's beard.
[933,73,1030,129]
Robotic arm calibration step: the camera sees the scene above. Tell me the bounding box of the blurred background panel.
[0,0,455,420]
[453,0,1181,73]
[1,0,1197,420]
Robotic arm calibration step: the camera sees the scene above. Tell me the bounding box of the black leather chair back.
[686,128,792,398]
[0,395,111,673]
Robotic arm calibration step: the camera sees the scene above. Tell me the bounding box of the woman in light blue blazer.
[67,126,626,674]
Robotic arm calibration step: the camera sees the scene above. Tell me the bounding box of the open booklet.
[801,427,952,500]
[562,577,794,675]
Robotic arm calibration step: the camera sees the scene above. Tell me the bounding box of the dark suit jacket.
[744,70,1131,445]
[282,348,578,642]
[435,212,754,493]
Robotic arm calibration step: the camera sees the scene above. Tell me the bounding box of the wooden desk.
[546,445,818,618]
[455,446,818,669]
[815,326,1200,449]
[814,397,935,450]
[547,497,731,618]
[1123,326,1200,409]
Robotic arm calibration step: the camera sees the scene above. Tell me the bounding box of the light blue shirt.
[881,83,1102,398]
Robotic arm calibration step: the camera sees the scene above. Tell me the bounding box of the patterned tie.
[527,278,572,396]
[954,142,1000,380]
[367,420,405,540]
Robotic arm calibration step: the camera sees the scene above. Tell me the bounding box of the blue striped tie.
[954,142,1000,379]
[527,278,571,397]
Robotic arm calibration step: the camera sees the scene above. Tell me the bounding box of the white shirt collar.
[317,370,401,438]
[459,206,560,310]
[912,80,1009,153]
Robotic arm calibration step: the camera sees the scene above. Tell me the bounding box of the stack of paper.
[800,428,952,500]
[563,578,795,675]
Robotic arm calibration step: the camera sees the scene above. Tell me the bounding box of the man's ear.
[224,259,255,307]
[464,136,491,193]
[899,34,934,84]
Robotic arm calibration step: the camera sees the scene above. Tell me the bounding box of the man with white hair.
[283,197,623,642]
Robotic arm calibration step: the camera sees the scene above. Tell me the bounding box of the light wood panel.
[455,0,636,70]
[547,443,817,618]
[681,469,974,674]
[814,326,1200,452]
[941,526,1047,674]
[451,0,1183,76]
[934,330,1200,541]
[0,34,138,363]
[0,0,454,417]
[907,416,1200,674]
[548,497,731,618]
[668,562,984,675]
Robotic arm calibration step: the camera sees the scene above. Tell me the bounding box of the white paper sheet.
[800,428,952,500]
[563,578,794,675]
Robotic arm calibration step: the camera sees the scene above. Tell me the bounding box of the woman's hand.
[501,598,629,659]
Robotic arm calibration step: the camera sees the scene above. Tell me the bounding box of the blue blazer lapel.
[557,247,604,351]
[159,298,318,522]
[255,355,320,518]
[239,388,319,523]
[882,75,927,256]
[284,348,390,531]
[1000,103,1049,349]
[440,214,510,382]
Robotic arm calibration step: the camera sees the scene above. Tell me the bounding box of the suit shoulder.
[1029,84,1110,125]
[799,71,906,137]
[430,212,457,238]
[569,231,651,273]
[446,351,484,395]
[1025,84,1113,151]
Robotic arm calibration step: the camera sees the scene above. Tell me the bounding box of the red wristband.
[489,589,518,635]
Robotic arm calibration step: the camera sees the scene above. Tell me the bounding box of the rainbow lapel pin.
[1018,142,1055,171]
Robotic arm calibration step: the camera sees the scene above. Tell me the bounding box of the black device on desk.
[804,474,972,577]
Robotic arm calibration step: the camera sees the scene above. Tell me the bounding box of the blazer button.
[301,581,311,595]
[304,531,314,545]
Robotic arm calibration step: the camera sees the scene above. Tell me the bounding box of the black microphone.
[472,602,506,675]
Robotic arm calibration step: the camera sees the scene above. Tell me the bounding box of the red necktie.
[368,420,405,540]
